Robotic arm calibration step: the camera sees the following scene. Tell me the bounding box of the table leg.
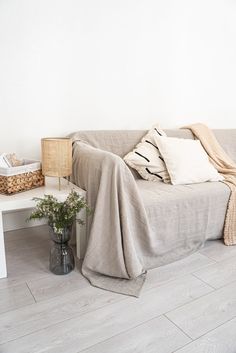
[0,211,7,278]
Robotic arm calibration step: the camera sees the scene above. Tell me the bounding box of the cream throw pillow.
[124,126,170,182]
[153,135,224,185]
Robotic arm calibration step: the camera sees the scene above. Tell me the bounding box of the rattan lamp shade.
[41,138,72,178]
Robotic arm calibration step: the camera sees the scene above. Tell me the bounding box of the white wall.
[0,0,236,159]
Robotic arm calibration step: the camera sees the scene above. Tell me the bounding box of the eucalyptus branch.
[28,190,91,235]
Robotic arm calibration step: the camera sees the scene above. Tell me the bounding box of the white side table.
[0,177,86,279]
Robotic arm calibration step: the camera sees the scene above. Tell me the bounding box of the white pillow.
[153,135,224,185]
[124,125,170,182]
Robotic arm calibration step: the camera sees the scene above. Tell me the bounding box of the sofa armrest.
[71,141,132,191]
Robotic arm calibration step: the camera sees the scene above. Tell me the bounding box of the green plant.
[28,190,90,235]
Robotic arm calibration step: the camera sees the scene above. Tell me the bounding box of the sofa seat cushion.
[135,180,230,268]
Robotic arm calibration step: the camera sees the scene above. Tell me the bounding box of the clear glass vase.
[49,226,75,275]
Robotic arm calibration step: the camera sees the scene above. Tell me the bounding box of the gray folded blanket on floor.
[71,140,150,296]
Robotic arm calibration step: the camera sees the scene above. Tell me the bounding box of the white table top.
[0,177,86,212]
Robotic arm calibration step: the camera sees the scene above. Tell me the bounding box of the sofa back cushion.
[69,128,236,164]
[213,130,236,164]
[69,129,194,158]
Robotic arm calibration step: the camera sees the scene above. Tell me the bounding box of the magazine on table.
[0,153,23,168]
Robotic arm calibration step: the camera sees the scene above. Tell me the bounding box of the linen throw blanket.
[71,140,151,297]
[184,123,236,245]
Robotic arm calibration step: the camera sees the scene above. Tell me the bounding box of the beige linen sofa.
[70,129,236,295]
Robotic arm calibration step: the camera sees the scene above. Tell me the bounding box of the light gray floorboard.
[144,253,215,291]
[174,317,236,353]
[199,239,236,262]
[0,226,51,289]
[26,270,90,302]
[5,225,49,252]
[1,226,236,353]
[5,244,50,282]
[166,280,236,339]
[0,275,211,353]
[0,270,65,297]
[193,256,236,288]
[0,286,124,345]
[0,273,50,291]
[81,315,191,353]
[0,283,35,315]
[7,245,48,267]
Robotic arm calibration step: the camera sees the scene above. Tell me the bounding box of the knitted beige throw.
[184,123,236,245]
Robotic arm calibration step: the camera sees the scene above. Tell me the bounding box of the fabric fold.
[71,140,150,296]
[183,123,236,245]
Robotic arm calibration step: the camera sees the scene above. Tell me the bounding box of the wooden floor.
[1,226,236,353]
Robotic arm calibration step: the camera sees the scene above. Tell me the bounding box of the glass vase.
[49,226,75,275]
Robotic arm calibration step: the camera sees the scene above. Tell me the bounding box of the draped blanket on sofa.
[71,141,148,296]
[184,123,236,246]
[70,129,233,296]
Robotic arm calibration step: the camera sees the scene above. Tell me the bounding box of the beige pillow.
[153,135,224,185]
[124,125,170,182]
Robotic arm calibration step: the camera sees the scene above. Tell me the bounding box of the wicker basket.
[0,160,45,195]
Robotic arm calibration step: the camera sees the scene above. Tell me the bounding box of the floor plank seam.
[197,252,218,264]
[163,279,215,317]
[0,296,129,345]
[3,230,236,352]
[186,314,236,341]
[26,263,208,304]
[0,272,53,290]
[76,314,164,353]
[172,315,236,353]
[201,252,236,265]
[0,301,37,317]
[1,273,214,343]
[25,282,37,303]
[199,246,236,263]
[191,273,217,290]
[212,276,236,291]
[144,267,215,294]
[192,270,236,291]
[172,337,196,353]
[163,314,193,341]
[30,281,129,303]
[198,252,219,262]
[0,312,163,349]
[64,276,217,353]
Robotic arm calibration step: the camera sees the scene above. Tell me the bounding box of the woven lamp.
[41,138,72,190]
